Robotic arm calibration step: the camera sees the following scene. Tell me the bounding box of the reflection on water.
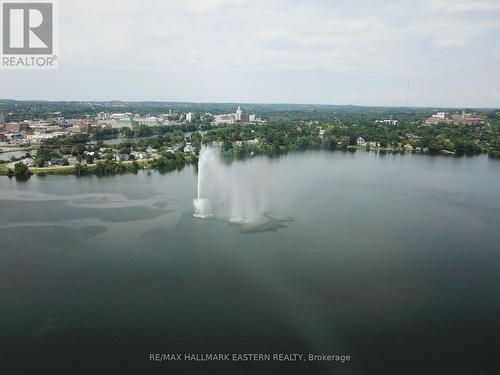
[239,214,294,234]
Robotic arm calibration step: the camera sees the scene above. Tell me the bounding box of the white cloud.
[1,0,499,106]
[422,0,500,12]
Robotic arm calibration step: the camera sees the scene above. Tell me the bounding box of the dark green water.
[1,151,499,374]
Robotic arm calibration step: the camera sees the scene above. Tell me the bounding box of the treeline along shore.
[1,102,499,179]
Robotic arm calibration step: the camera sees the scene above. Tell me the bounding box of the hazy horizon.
[0,98,497,110]
[1,0,499,107]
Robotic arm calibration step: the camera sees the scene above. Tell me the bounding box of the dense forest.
[1,99,498,123]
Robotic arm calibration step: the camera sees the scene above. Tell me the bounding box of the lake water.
[1,151,499,374]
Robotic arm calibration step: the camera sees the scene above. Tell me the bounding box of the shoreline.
[1,148,496,179]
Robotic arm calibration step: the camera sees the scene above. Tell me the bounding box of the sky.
[1,0,500,107]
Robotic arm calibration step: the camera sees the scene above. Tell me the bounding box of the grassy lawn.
[0,164,9,175]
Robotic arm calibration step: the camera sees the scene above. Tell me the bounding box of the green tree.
[130,160,140,173]
[74,163,89,176]
[13,162,31,178]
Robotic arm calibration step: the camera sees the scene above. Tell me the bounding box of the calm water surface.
[1,151,499,374]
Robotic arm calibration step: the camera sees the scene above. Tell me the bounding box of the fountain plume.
[193,145,268,223]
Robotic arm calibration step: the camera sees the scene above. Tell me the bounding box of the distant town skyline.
[1,0,499,108]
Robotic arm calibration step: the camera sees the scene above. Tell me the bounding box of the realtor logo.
[3,2,52,54]
[1,0,57,68]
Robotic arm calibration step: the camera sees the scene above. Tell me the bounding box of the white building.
[247,138,259,145]
[110,113,132,120]
[383,119,398,125]
[213,107,255,125]
[432,112,449,120]
[0,113,5,123]
[136,117,159,126]
[115,153,128,162]
[186,112,194,123]
[214,114,235,125]
[21,157,35,167]
[183,143,195,154]
[235,106,242,121]
[131,151,146,160]
[377,119,398,125]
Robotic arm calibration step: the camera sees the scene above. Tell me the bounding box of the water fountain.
[193,145,269,223]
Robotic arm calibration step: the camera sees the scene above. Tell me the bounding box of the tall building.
[240,113,250,122]
[235,106,242,121]
[0,113,4,123]
[186,112,194,122]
